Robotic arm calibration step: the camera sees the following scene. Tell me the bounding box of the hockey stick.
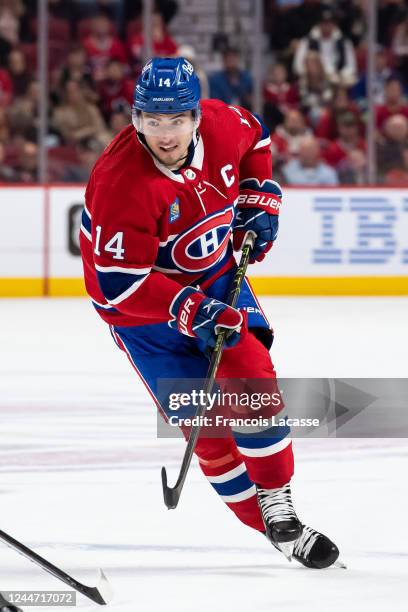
[0,530,112,606]
[161,234,255,509]
[0,591,23,612]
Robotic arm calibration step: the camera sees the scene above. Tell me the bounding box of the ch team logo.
[172,207,234,272]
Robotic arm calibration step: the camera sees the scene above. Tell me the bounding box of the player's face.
[141,111,196,169]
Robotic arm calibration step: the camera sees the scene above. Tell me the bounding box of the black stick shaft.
[0,530,108,605]
[161,236,254,509]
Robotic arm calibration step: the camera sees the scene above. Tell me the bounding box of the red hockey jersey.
[80,99,272,327]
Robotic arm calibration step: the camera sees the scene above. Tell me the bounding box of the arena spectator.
[209,48,253,110]
[265,0,322,56]
[0,1,21,47]
[263,63,299,113]
[315,86,362,142]
[262,63,297,131]
[0,140,15,181]
[298,51,333,127]
[271,109,313,164]
[7,48,31,98]
[383,146,408,185]
[378,0,407,47]
[323,111,366,168]
[351,46,394,107]
[58,46,96,102]
[82,14,127,81]
[123,0,179,26]
[109,109,130,137]
[0,67,12,106]
[335,0,367,47]
[52,79,108,145]
[73,0,124,24]
[127,11,178,74]
[391,9,408,74]
[0,34,11,68]
[377,113,408,181]
[376,77,408,131]
[13,140,38,183]
[337,148,368,185]
[97,59,133,120]
[177,44,209,99]
[7,79,39,138]
[282,136,339,185]
[0,105,9,143]
[62,135,105,182]
[293,6,357,87]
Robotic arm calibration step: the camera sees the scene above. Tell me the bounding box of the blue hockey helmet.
[132,57,201,125]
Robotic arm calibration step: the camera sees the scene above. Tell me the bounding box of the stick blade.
[85,569,113,605]
[161,467,180,510]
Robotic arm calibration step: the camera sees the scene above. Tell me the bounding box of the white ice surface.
[0,297,407,612]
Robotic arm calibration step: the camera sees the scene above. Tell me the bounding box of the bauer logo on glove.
[233,178,282,263]
[168,286,247,349]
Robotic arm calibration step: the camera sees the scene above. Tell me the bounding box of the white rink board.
[0,187,44,277]
[48,186,86,277]
[255,188,408,276]
[1,186,408,280]
[40,186,408,278]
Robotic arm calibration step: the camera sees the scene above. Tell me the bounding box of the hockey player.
[80,57,340,568]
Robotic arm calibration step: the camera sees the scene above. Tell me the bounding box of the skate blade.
[277,541,295,562]
[334,559,347,569]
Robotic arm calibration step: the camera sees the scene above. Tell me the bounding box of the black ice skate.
[256,483,303,560]
[293,525,346,569]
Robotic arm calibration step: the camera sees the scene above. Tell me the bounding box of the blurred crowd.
[1,0,408,185]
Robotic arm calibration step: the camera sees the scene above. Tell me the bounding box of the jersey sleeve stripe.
[159,235,177,247]
[83,203,92,219]
[252,112,271,150]
[81,208,92,233]
[92,299,118,312]
[108,276,149,305]
[254,135,271,150]
[80,224,92,241]
[95,264,152,275]
[96,270,149,303]
[152,265,182,274]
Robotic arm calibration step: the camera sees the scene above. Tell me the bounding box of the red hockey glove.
[169,286,247,349]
